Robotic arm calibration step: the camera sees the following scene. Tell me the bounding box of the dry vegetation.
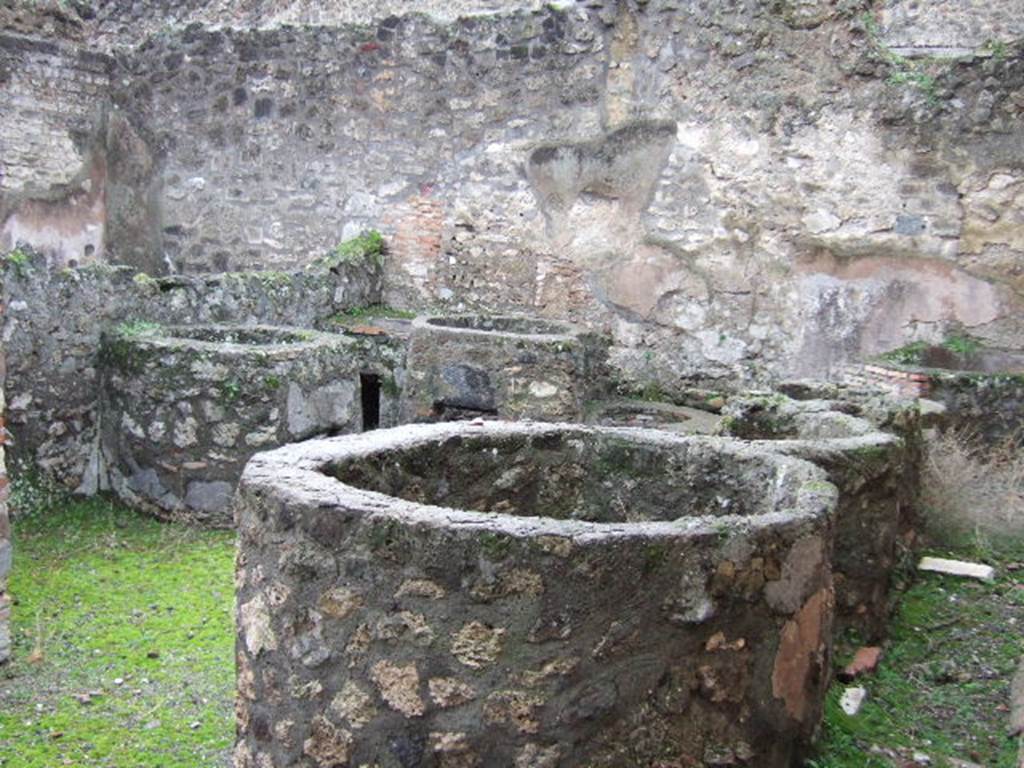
[920,428,1024,550]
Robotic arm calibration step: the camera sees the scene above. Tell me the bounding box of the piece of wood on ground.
[918,556,995,582]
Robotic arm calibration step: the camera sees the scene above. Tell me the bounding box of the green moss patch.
[0,497,235,767]
[812,542,1024,767]
[311,230,385,272]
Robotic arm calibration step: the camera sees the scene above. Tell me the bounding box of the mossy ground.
[0,496,235,768]
[0,492,1020,767]
[811,538,1024,767]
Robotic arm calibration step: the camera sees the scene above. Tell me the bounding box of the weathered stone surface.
[3,2,1023,391]
[428,678,477,709]
[0,257,384,493]
[396,579,446,600]
[772,587,834,722]
[451,621,505,669]
[329,682,377,730]
[302,716,352,767]
[235,421,838,767]
[100,323,400,526]
[369,660,425,718]
[318,588,363,621]
[402,314,608,422]
[720,389,922,640]
[239,594,276,656]
[183,481,234,514]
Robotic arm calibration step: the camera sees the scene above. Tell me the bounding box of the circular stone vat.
[400,314,607,422]
[719,393,917,640]
[100,323,394,527]
[586,397,724,434]
[235,422,838,768]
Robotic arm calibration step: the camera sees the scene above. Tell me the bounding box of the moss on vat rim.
[103,322,353,360]
[413,313,587,343]
[238,421,838,542]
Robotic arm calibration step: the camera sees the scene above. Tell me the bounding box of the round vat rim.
[748,430,903,458]
[239,421,838,542]
[107,322,352,356]
[411,313,586,343]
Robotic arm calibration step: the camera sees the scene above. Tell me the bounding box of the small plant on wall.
[1,247,32,278]
[310,230,385,272]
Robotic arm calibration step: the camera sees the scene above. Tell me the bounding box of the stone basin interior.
[330,431,784,523]
[425,315,571,336]
[165,326,313,345]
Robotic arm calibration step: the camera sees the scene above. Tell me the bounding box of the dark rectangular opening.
[360,373,382,431]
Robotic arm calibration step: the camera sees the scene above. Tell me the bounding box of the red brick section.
[844,364,932,398]
[384,193,445,296]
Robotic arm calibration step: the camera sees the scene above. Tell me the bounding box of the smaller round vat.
[719,393,916,640]
[586,397,723,434]
[401,314,607,422]
[100,323,396,526]
[235,422,837,768]
[423,315,574,336]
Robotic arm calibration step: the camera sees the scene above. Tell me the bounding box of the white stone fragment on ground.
[918,556,995,582]
[839,686,867,715]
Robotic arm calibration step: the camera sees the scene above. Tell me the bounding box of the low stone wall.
[1,251,381,491]
[847,362,1024,445]
[100,324,401,527]
[401,315,608,422]
[719,392,920,640]
[235,422,838,768]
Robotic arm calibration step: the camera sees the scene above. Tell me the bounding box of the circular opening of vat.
[167,326,313,345]
[327,427,803,525]
[423,315,573,336]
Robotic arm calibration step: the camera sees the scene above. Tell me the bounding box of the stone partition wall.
[847,360,1024,446]
[0,252,382,491]
[100,324,402,527]
[235,422,839,768]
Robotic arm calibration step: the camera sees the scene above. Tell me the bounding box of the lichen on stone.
[370,660,425,717]
[451,621,505,668]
